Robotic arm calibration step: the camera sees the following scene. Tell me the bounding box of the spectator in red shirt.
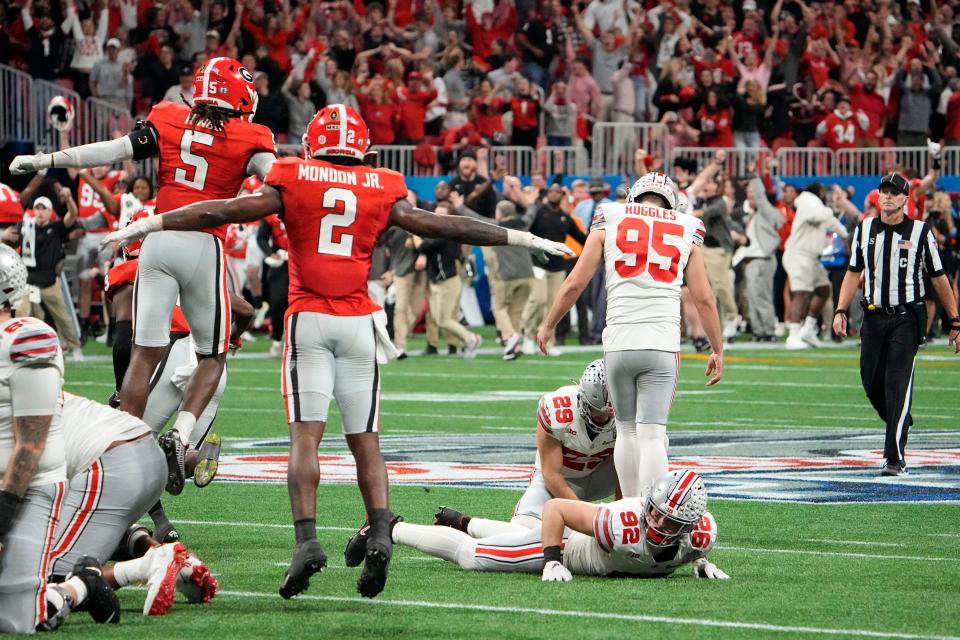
[801,38,839,87]
[697,90,734,148]
[357,81,398,145]
[945,81,960,146]
[816,95,869,150]
[395,71,438,143]
[848,70,887,147]
[471,79,507,144]
[509,77,542,148]
[241,1,295,72]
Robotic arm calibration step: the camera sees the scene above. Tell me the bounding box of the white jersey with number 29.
[591,203,705,352]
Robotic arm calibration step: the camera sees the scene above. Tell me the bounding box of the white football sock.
[467,517,527,538]
[613,419,642,497]
[393,522,475,568]
[786,322,800,336]
[56,577,87,606]
[636,423,669,498]
[112,548,155,586]
[802,316,818,331]
[172,412,197,447]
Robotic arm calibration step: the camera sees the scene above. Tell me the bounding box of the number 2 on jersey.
[317,188,357,256]
[615,218,684,283]
[620,510,641,544]
[175,130,214,190]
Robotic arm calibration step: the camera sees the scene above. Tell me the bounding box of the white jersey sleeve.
[537,386,617,480]
[597,202,705,352]
[62,392,151,478]
[0,317,66,488]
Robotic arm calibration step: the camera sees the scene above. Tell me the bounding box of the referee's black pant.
[859,308,922,465]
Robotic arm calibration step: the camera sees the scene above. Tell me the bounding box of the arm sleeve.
[923,224,945,277]
[51,136,135,168]
[10,366,61,417]
[257,220,273,256]
[847,223,864,272]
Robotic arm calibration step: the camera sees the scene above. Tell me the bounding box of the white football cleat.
[798,322,822,348]
[521,338,537,355]
[176,553,219,604]
[463,334,482,360]
[143,543,188,616]
[785,334,810,350]
[270,340,283,358]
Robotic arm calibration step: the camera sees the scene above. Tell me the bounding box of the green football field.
[57,330,960,640]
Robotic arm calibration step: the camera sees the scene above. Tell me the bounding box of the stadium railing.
[0,63,34,147]
[671,146,775,177]
[539,145,589,176]
[592,122,670,176]
[775,147,835,176]
[835,146,930,177]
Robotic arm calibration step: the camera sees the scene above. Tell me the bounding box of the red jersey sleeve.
[103,260,138,301]
[377,168,408,206]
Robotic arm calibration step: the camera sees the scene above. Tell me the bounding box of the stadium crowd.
[0,0,958,356]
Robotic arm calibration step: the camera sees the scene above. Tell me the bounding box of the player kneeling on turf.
[355,470,728,581]
[435,359,617,537]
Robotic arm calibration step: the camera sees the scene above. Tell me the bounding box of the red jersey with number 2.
[591,202,705,352]
[146,101,276,239]
[264,157,408,316]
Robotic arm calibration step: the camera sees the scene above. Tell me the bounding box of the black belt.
[861,301,917,315]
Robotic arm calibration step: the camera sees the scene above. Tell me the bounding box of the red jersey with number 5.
[264,157,408,316]
[146,101,276,239]
[591,202,705,352]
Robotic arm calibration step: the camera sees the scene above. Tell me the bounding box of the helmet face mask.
[627,172,680,210]
[0,245,28,308]
[642,470,707,547]
[578,359,613,432]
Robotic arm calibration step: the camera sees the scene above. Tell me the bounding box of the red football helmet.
[123,209,153,259]
[303,104,370,161]
[193,57,258,119]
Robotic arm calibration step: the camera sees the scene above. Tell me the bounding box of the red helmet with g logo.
[193,57,258,119]
[124,210,153,259]
[303,104,370,161]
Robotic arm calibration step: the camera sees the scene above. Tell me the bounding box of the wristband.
[932,157,942,171]
[0,489,23,541]
[542,545,562,564]
[834,308,848,316]
[949,316,960,332]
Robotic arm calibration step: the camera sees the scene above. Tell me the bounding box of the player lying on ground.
[537,173,724,498]
[0,244,122,632]
[435,358,618,538]
[347,469,728,581]
[100,104,574,600]
[10,57,277,455]
[104,210,253,541]
[49,392,217,617]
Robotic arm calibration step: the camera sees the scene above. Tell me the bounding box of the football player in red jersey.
[10,57,277,467]
[103,104,573,600]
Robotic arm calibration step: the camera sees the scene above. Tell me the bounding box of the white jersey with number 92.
[591,203,705,352]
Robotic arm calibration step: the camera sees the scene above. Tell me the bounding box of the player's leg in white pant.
[604,351,643,496]
[633,350,679,496]
[141,337,192,434]
[49,437,167,577]
[468,518,531,537]
[393,523,544,572]
[0,482,65,633]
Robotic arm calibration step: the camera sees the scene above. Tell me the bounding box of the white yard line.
[167,519,353,532]
[801,539,905,548]
[716,545,953,562]
[212,589,960,640]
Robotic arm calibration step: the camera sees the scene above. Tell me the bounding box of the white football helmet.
[0,244,28,307]
[643,470,707,548]
[578,359,613,432]
[47,95,75,132]
[628,172,679,210]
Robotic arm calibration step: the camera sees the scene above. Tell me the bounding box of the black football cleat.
[158,429,186,495]
[434,506,471,532]
[357,535,392,599]
[154,522,180,544]
[70,556,121,624]
[279,540,328,599]
[344,515,403,568]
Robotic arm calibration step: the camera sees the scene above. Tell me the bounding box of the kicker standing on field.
[834,173,960,477]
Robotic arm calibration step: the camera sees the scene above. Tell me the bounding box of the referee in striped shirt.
[833,173,959,477]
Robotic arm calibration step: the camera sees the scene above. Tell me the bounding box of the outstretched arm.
[9,133,142,175]
[101,188,282,250]
[389,198,573,258]
[536,231,603,352]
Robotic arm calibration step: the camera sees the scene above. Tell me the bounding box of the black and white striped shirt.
[848,216,945,307]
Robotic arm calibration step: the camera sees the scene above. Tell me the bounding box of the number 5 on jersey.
[175,130,215,190]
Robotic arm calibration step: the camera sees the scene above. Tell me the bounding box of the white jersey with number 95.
[591,203,705,352]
